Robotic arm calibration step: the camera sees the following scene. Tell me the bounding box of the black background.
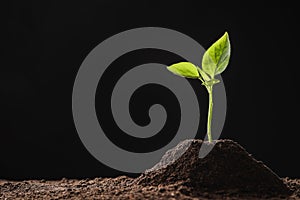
[3,1,299,180]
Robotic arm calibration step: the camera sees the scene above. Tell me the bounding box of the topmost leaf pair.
[167,32,231,87]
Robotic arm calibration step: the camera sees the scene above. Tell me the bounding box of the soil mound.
[136,139,292,197]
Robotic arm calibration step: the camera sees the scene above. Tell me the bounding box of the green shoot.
[167,32,231,142]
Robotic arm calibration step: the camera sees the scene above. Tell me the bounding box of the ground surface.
[0,177,299,200]
[1,140,299,200]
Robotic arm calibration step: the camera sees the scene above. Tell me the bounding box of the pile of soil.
[1,139,299,200]
[137,139,293,197]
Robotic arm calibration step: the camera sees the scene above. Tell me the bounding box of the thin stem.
[207,86,213,143]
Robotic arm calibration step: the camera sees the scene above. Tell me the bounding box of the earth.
[1,140,299,200]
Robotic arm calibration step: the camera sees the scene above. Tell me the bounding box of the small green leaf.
[202,32,231,77]
[167,62,199,79]
[197,67,211,82]
[205,78,220,86]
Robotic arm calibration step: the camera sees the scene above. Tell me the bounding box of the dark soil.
[1,139,299,200]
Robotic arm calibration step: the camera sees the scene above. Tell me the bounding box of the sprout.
[167,32,231,142]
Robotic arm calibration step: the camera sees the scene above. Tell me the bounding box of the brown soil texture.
[1,139,299,200]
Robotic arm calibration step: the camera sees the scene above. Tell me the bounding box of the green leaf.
[202,32,231,77]
[207,78,220,86]
[167,62,199,79]
[197,67,211,82]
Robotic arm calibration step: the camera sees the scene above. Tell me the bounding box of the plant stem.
[207,86,213,143]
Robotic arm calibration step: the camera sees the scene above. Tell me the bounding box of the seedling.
[167,32,231,142]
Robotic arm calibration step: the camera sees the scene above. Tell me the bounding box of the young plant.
[167,32,231,142]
